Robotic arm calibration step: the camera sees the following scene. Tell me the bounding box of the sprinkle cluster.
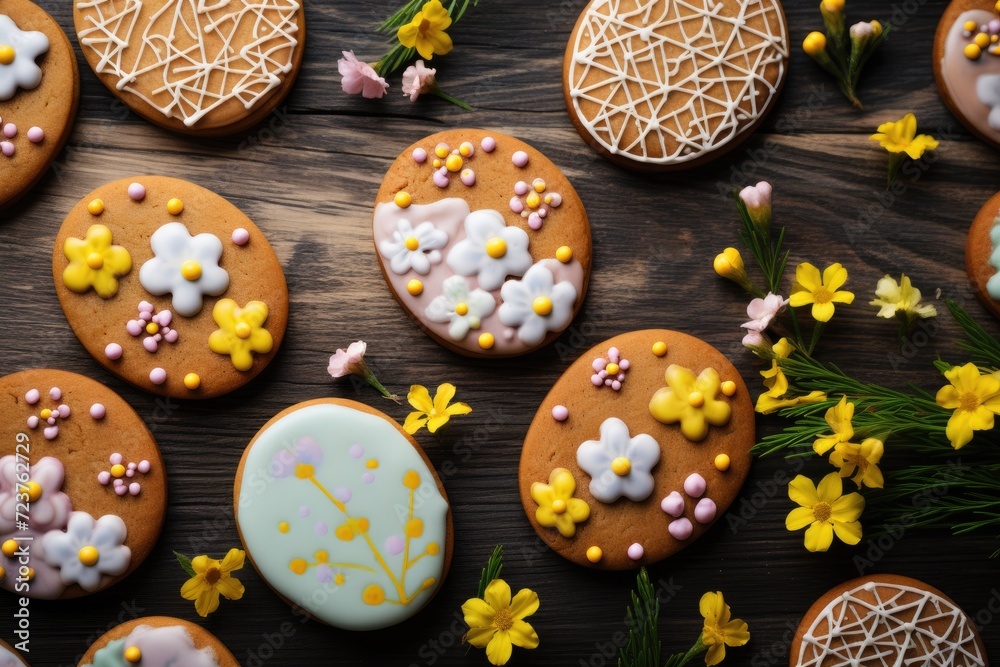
[97,452,151,496]
[25,387,69,440]
[961,16,1000,59]
[0,116,43,158]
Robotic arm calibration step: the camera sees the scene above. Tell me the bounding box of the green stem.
[434,89,472,110]
[807,321,826,356]
[664,637,706,667]
[362,368,401,403]
[789,308,805,353]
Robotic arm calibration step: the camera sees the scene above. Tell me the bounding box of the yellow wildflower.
[700,591,750,667]
[829,437,885,489]
[935,362,1000,449]
[208,299,274,371]
[756,391,827,414]
[870,274,937,321]
[462,579,539,665]
[404,383,471,434]
[789,262,855,322]
[649,365,732,441]
[180,548,246,617]
[813,395,854,455]
[62,224,132,298]
[397,0,453,60]
[802,31,827,56]
[530,468,590,538]
[760,337,795,399]
[785,473,864,552]
[870,113,939,160]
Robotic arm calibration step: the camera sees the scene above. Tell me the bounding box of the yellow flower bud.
[802,31,828,56]
[870,20,882,38]
[714,248,754,292]
[820,0,844,12]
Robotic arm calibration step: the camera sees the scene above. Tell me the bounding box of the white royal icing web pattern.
[75,0,300,127]
[796,581,985,667]
[568,0,787,165]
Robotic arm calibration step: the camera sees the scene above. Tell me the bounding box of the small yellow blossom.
[404,383,471,434]
[870,274,937,321]
[785,473,864,552]
[208,299,274,371]
[397,0,453,60]
[870,113,939,160]
[714,247,754,292]
[62,224,132,298]
[814,396,855,455]
[830,437,885,489]
[462,579,539,665]
[700,591,750,667]
[649,365,731,441]
[180,549,246,617]
[530,468,590,538]
[756,390,827,414]
[789,262,855,322]
[935,362,1000,449]
[760,337,795,399]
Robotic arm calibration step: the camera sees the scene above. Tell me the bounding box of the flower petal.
[788,475,820,508]
[831,492,865,523]
[816,473,844,503]
[486,630,513,666]
[433,383,457,413]
[484,579,512,610]
[822,263,847,292]
[407,385,434,413]
[833,519,863,545]
[795,263,821,292]
[786,506,817,531]
[508,619,539,649]
[462,597,496,629]
[509,588,540,620]
[804,520,834,552]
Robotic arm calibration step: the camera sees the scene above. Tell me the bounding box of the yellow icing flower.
[397,0,453,60]
[789,262,855,322]
[700,591,750,667]
[785,473,864,552]
[180,548,246,617]
[829,437,885,489]
[649,365,731,442]
[755,391,827,414]
[462,579,539,666]
[870,113,940,160]
[529,468,590,538]
[870,274,937,321]
[62,224,132,298]
[935,362,1000,449]
[760,337,795,399]
[404,383,472,434]
[208,299,274,371]
[813,395,855,455]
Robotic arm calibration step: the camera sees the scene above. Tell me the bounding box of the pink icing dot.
[49,387,61,401]
[129,483,141,496]
[115,485,128,496]
[627,543,644,560]
[991,18,1000,34]
[299,505,309,517]
[412,147,427,163]
[97,471,111,485]
[43,426,59,440]
[660,491,685,517]
[3,123,15,138]
[528,212,542,230]
[25,389,40,404]
[139,301,154,313]
[149,368,167,385]
[314,521,328,536]
[143,338,158,353]
[509,197,524,214]
[514,181,530,196]
[128,462,136,470]
[47,417,56,425]
[512,151,529,168]
[26,416,38,429]
[590,374,603,387]
[0,142,12,157]
[113,478,124,487]
[362,472,375,484]
[620,359,630,370]
[110,453,123,464]
[694,498,717,524]
[349,444,364,459]
[162,329,178,343]
[547,193,563,207]
[668,517,694,540]
[232,228,250,245]
[551,405,569,421]
[385,535,405,556]
[611,380,622,391]
[126,320,143,336]
[26,126,43,143]
[433,168,449,188]
[128,182,146,200]
[90,403,106,419]
[333,487,352,503]
[481,137,496,152]
[683,473,706,498]
[125,469,134,478]
[105,343,123,360]
[57,404,70,418]
[137,460,150,473]
[460,169,476,186]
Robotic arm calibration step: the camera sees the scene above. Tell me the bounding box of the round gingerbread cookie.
[79,617,239,666]
[52,176,288,399]
[519,330,754,570]
[564,0,789,171]
[965,190,1000,318]
[73,0,304,135]
[374,129,592,358]
[791,575,986,667]
[0,0,79,210]
[234,398,453,631]
[0,369,166,600]
[935,0,1000,150]
[0,639,27,667]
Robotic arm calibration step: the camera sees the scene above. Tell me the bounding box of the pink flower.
[742,329,766,348]
[401,60,437,101]
[338,51,389,99]
[328,341,368,378]
[590,347,630,391]
[739,181,772,232]
[0,456,72,534]
[741,293,787,334]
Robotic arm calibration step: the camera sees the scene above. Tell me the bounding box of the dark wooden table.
[3,0,999,664]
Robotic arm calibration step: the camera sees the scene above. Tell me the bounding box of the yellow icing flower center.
[181,260,202,281]
[124,646,142,663]
[960,392,981,413]
[235,322,252,339]
[78,546,100,566]
[405,236,420,251]
[111,464,126,478]
[146,322,159,335]
[24,481,42,502]
[552,499,567,514]
[40,408,52,419]
[606,362,620,375]
[812,502,832,523]
[812,286,833,304]
[526,191,541,209]
[533,296,553,316]
[486,237,507,258]
[611,456,632,476]
[445,154,463,172]
[688,391,705,408]
[493,607,514,632]
[204,567,222,585]
[0,45,14,65]
[295,463,315,479]
[86,252,104,270]
[455,302,469,316]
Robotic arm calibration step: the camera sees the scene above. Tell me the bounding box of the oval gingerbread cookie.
[234,398,453,630]
[519,330,754,569]
[791,575,986,667]
[79,617,239,667]
[374,129,592,357]
[966,190,1000,318]
[935,0,1000,149]
[52,176,288,399]
[0,369,166,600]
[0,0,79,209]
[73,0,304,135]
[564,0,789,170]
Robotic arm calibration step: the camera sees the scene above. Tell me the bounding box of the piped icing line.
[795,580,985,667]
[567,0,788,164]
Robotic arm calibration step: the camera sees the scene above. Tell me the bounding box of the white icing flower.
[978,74,1000,131]
[576,418,660,503]
[425,275,496,341]
[139,222,230,317]
[498,263,577,345]
[41,511,131,591]
[446,210,532,290]
[378,218,448,275]
[0,15,49,101]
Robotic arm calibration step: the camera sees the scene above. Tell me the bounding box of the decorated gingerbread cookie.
[935,0,1000,149]
[791,575,986,667]
[0,369,166,600]
[234,398,453,630]
[73,0,304,135]
[79,617,238,666]
[0,0,79,209]
[0,640,27,667]
[374,129,591,357]
[52,176,288,399]
[564,0,789,170]
[519,330,754,569]
[965,190,1000,318]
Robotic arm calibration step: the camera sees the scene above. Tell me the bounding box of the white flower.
[0,15,49,101]
[425,276,496,341]
[446,210,532,290]
[378,218,448,275]
[576,418,660,503]
[498,263,577,345]
[41,511,131,591]
[139,223,230,317]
